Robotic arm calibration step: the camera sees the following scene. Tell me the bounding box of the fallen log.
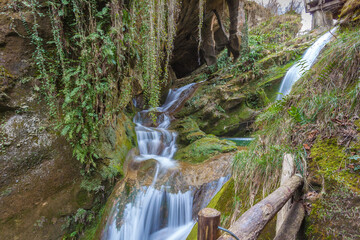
[218,175,303,240]
[273,202,305,240]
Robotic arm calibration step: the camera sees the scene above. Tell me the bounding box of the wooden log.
[198,208,221,240]
[218,175,303,240]
[276,154,295,234]
[273,202,305,240]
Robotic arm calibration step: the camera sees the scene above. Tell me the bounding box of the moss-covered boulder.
[174,136,237,164]
[171,117,206,145]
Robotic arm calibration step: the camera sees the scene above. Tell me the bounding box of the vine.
[197,0,205,65]
[9,0,179,169]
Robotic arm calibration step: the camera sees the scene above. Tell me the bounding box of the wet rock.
[97,112,137,178]
[171,117,206,145]
[174,136,237,164]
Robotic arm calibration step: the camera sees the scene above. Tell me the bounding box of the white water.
[104,83,228,240]
[276,28,337,100]
[107,186,194,240]
[133,83,196,168]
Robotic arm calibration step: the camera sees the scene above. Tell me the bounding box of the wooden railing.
[198,155,305,240]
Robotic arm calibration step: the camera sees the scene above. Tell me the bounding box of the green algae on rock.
[175,136,237,164]
[96,113,137,178]
[171,117,206,145]
[310,138,360,194]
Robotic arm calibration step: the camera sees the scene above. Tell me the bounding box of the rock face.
[171,0,271,78]
[171,0,236,77]
[0,2,93,239]
[0,85,89,240]
[171,117,237,163]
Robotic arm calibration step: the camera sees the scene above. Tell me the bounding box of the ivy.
[10,0,178,169]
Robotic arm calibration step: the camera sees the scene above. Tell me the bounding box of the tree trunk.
[273,202,305,240]
[217,175,303,240]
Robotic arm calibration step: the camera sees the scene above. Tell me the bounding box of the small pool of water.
[221,137,254,146]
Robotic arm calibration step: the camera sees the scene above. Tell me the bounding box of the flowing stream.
[103,83,228,240]
[276,28,337,100]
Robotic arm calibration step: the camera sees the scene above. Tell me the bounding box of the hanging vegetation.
[9,0,179,168]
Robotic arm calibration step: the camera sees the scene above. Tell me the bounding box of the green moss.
[174,137,236,163]
[305,183,360,239]
[76,189,93,207]
[187,180,235,240]
[355,119,360,131]
[258,60,297,101]
[207,179,235,221]
[305,138,360,238]
[210,103,255,136]
[257,46,304,69]
[171,117,206,145]
[96,113,137,179]
[310,138,360,193]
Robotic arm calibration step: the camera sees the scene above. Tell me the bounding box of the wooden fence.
[198,155,305,240]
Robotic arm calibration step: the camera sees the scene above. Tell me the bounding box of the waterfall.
[276,28,337,100]
[103,82,228,240]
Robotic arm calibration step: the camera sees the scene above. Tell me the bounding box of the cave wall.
[171,0,271,78]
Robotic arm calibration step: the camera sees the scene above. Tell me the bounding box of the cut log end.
[198,208,221,240]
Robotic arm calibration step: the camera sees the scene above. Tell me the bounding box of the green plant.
[9,0,178,168]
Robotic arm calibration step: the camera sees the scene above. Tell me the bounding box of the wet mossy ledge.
[97,112,137,178]
[172,117,237,164]
[175,136,237,164]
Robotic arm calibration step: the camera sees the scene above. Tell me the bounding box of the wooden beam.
[273,202,305,240]
[198,208,221,240]
[276,154,295,234]
[308,0,344,13]
[217,175,303,240]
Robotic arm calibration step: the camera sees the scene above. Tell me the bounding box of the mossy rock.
[97,112,137,179]
[186,179,235,240]
[207,103,257,136]
[174,137,236,164]
[171,117,206,145]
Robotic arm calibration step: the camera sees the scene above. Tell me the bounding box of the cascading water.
[276,28,337,100]
[103,83,227,240]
